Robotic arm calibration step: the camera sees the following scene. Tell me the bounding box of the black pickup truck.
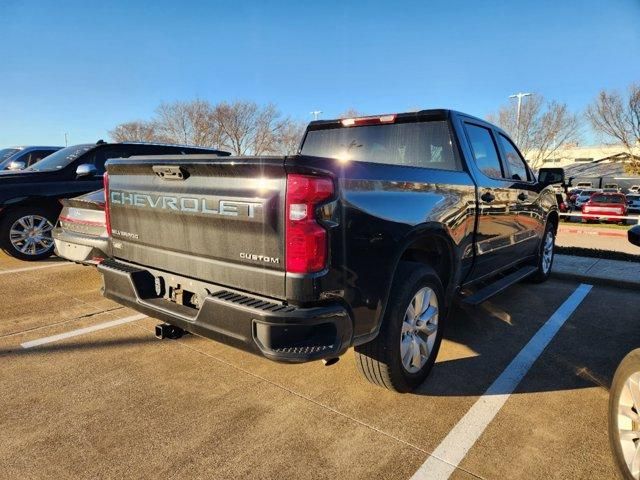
[98,110,563,392]
[0,141,228,260]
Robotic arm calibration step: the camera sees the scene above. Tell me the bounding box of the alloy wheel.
[542,230,554,274]
[616,371,640,479]
[9,215,55,256]
[400,287,439,373]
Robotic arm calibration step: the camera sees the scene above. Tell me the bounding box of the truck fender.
[354,223,460,346]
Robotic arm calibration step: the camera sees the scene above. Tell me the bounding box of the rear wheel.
[0,207,57,261]
[354,262,445,392]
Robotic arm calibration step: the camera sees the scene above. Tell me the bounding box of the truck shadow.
[0,336,158,359]
[416,281,640,397]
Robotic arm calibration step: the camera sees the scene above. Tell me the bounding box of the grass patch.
[556,246,640,263]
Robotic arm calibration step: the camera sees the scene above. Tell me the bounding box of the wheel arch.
[0,197,62,221]
[546,209,559,234]
[356,223,461,346]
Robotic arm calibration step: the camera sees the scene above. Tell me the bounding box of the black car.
[0,146,62,170]
[0,141,229,261]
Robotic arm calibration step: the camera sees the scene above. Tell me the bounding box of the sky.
[1,0,639,147]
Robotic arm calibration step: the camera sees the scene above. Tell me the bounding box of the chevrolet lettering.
[110,191,262,218]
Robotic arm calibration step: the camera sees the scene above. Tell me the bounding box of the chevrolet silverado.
[98,110,562,392]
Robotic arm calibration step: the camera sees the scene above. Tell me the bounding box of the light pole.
[64,132,68,147]
[310,110,322,121]
[509,92,531,142]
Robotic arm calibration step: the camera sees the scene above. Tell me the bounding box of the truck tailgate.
[106,156,286,299]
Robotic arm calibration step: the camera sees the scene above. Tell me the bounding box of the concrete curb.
[551,270,640,290]
[551,254,640,290]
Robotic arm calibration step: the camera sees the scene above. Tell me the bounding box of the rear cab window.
[591,194,625,204]
[301,120,461,171]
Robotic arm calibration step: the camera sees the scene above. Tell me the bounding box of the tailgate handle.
[152,165,188,180]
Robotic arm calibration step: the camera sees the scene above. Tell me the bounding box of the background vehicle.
[609,224,640,480]
[604,183,620,192]
[582,193,628,224]
[53,189,107,265]
[0,141,229,261]
[575,188,600,209]
[0,145,62,170]
[556,193,569,217]
[629,185,640,194]
[577,181,593,188]
[98,109,561,392]
[627,194,640,215]
[568,188,583,209]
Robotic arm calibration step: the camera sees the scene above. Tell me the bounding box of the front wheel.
[354,262,445,392]
[529,222,556,283]
[609,349,640,480]
[0,207,57,261]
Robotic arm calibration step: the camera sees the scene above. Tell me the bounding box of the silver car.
[574,189,600,208]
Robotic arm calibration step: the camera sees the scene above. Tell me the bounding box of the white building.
[535,144,640,168]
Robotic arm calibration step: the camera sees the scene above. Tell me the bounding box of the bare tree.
[110,99,307,156]
[154,100,221,147]
[276,120,307,155]
[109,121,162,143]
[487,95,581,169]
[339,108,364,118]
[587,84,640,174]
[213,101,288,155]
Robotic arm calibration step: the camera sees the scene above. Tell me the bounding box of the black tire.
[0,206,57,261]
[528,220,556,283]
[354,262,445,392]
[609,349,640,480]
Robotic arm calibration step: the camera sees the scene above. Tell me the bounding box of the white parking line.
[20,314,147,349]
[411,283,593,480]
[0,262,73,275]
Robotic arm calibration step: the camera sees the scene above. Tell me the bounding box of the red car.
[581,192,628,223]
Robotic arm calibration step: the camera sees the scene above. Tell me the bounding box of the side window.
[27,150,53,166]
[498,134,530,181]
[91,148,131,174]
[464,124,504,179]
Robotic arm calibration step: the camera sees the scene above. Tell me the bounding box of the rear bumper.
[97,259,353,363]
[53,228,109,265]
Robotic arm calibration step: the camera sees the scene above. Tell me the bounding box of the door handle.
[518,192,528,201]
[481,191,495,203]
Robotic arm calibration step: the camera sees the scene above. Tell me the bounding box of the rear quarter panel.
[286,156,476,340]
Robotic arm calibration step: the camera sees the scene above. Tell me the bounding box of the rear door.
[495,132,545,256]
[461,121,524,280]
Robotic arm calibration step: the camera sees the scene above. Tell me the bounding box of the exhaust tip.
[322,357,340,367]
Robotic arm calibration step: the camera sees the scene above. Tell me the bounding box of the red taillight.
[103,172,112,235]
[285,174,334,273]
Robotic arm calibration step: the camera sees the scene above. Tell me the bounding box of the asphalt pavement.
[0,254,637,479]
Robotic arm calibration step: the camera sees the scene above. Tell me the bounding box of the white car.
[575,189,600,208]
[629,185,640,193]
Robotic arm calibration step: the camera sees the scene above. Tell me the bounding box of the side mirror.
[7,161,26,171]
[76,163,97,178]
[538,167,566,187]
[629,225,640,247]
